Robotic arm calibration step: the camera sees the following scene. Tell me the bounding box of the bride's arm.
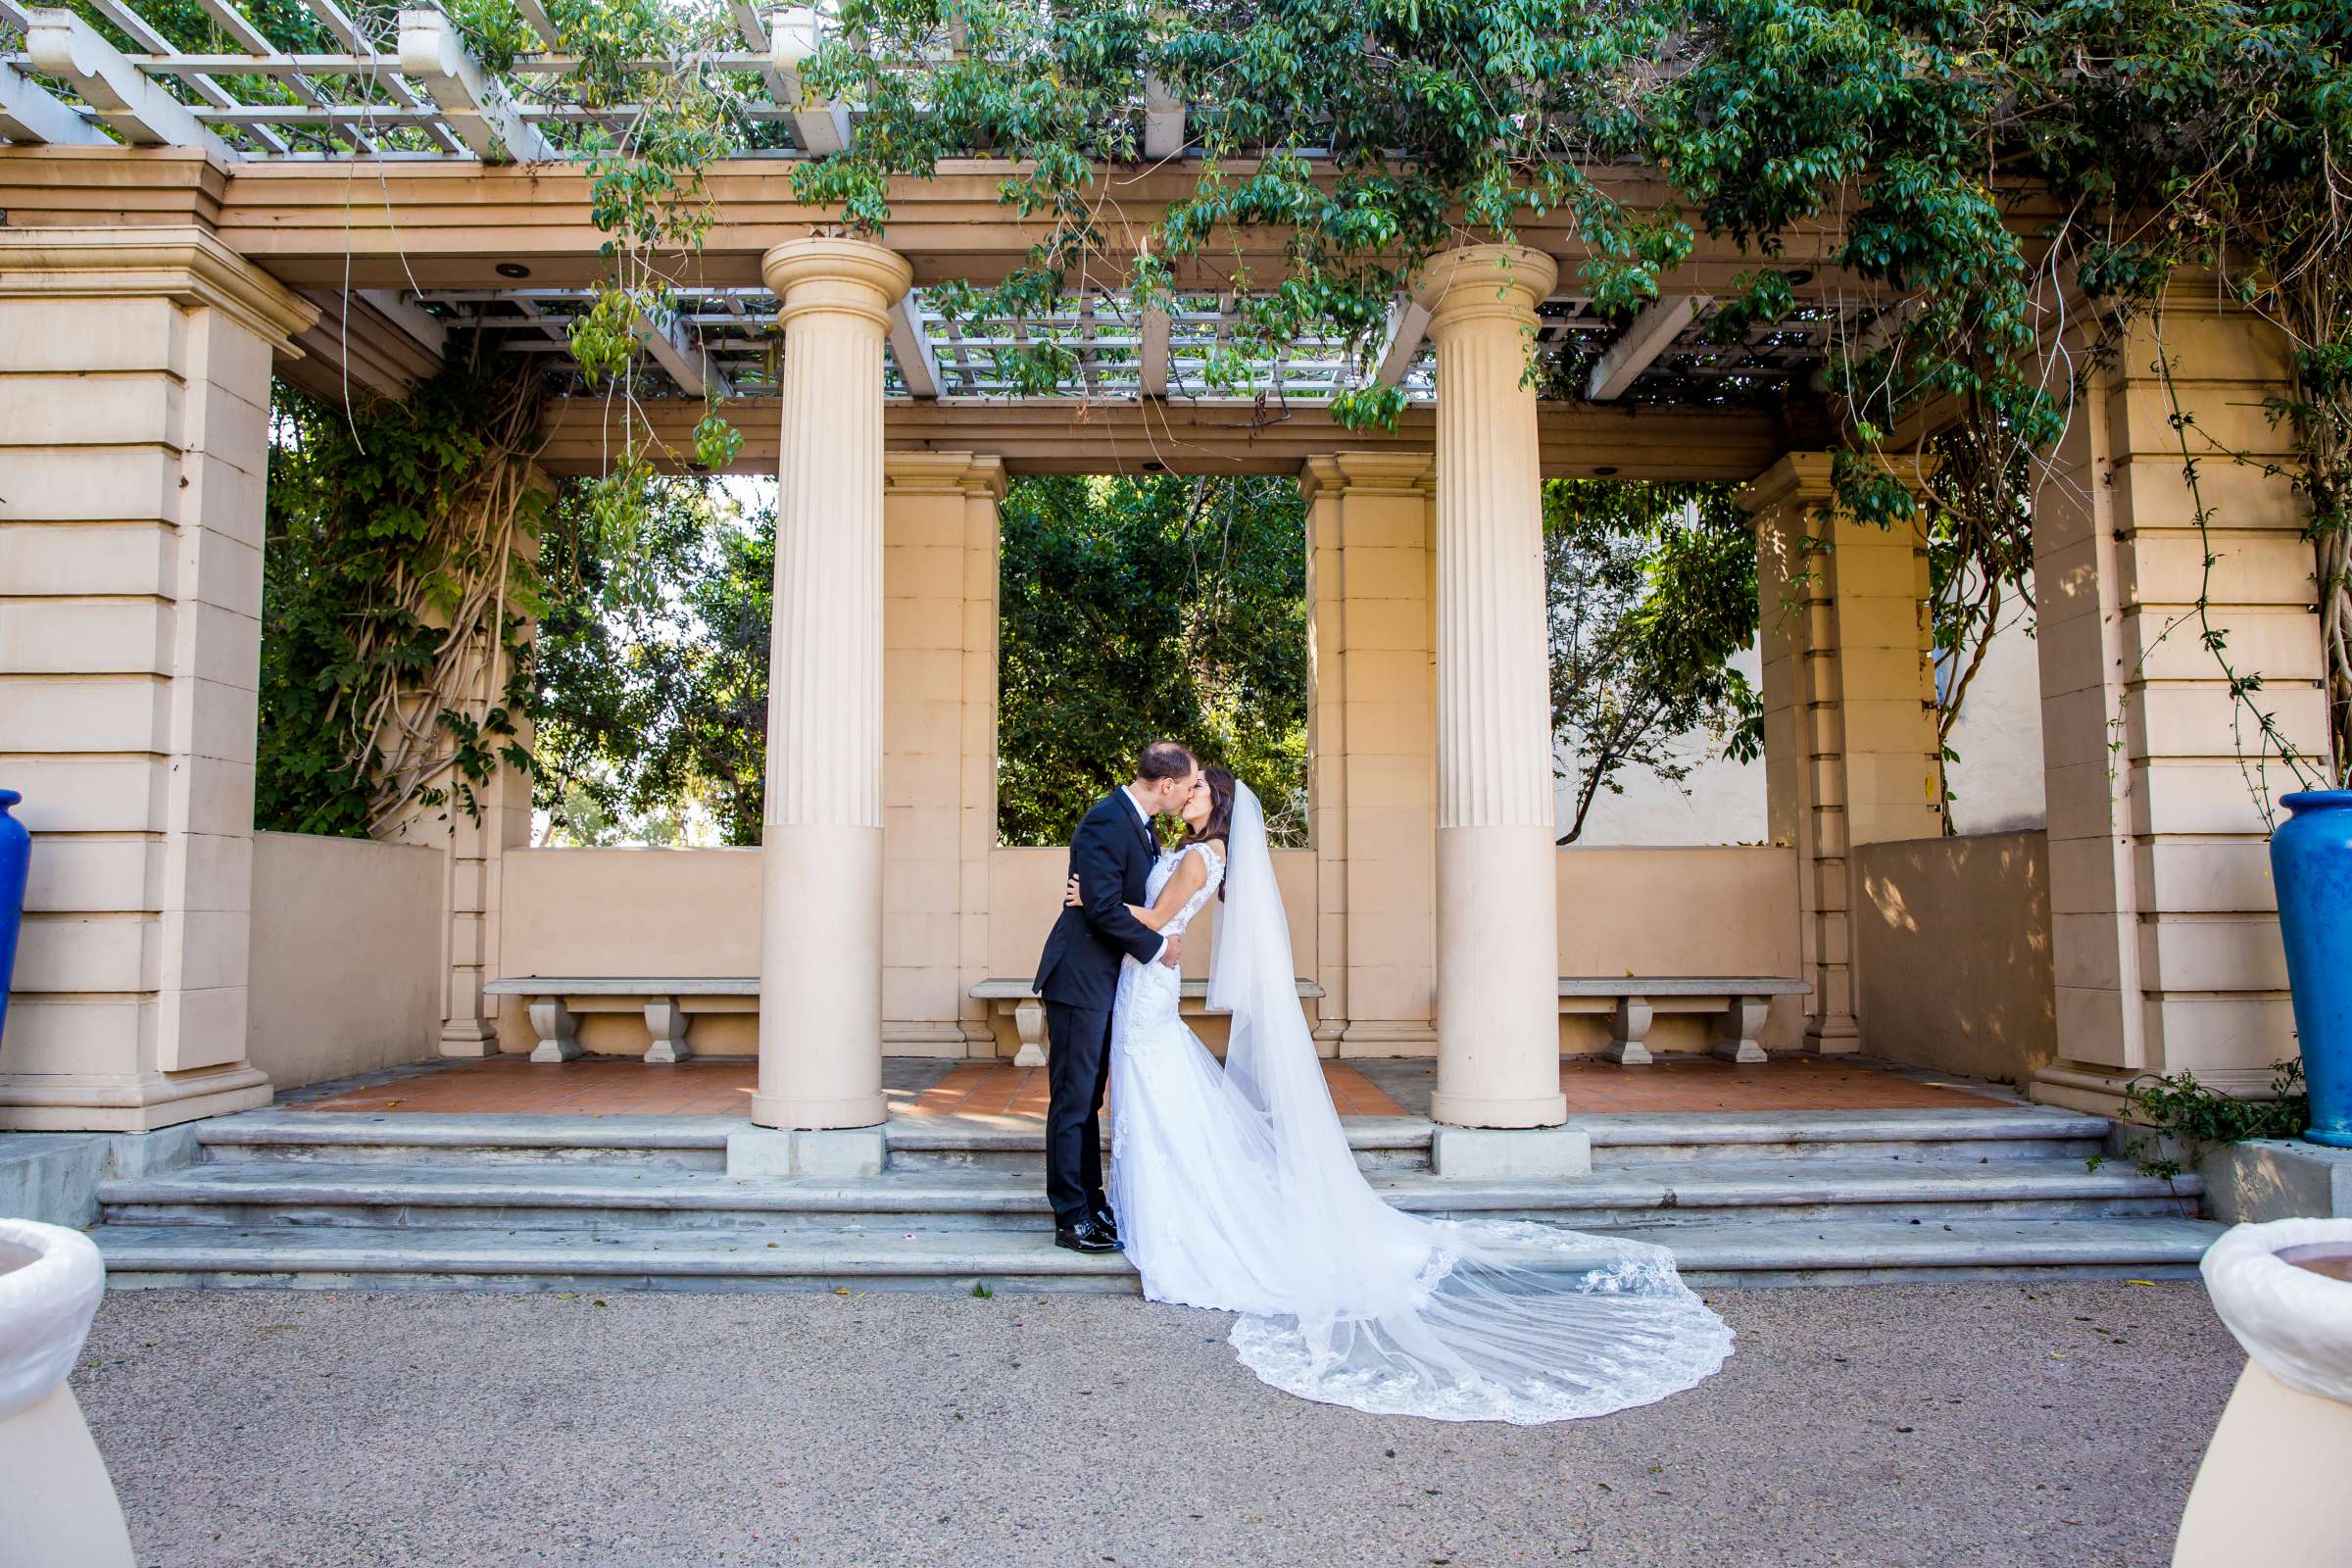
[1064,853,1205,931]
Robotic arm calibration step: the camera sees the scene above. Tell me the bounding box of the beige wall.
[1853,831,2057,1088]
[1556,845,1805,1054]
[246,831,443,1089]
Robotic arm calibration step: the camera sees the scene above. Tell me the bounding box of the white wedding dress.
[1106,783,1734,1424]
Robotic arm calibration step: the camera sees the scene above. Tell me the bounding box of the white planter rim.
[0,1219,106,1422]
[2201,1217,2352,1404]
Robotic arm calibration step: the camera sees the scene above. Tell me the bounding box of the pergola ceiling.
[2,0,1880,420]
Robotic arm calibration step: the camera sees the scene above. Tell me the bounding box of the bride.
[1064,763,1734,1424]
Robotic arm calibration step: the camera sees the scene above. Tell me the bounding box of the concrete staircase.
[87,1105,2223,1292]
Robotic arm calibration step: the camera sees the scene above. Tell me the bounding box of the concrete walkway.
[76,1281,2233,1566]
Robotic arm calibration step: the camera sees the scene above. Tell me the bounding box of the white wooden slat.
[1139,304,1171,398]
[396,6,552,161]
[633,307,728,400]
[768,5,849,154]
[84,0,289,152]
[887,291,942,399]
[0,55,109,143]
[1371,295,1432,388]
[24,8,238,156]
[514,0,559,48]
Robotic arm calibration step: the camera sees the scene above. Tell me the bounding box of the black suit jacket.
[1033,791,1165,1009]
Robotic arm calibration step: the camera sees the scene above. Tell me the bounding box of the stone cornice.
[1299,451,1436,501]
[0,223,317,349]
[884,450,1007,500]
[1410,244,1560,335]
[761,236,914,330]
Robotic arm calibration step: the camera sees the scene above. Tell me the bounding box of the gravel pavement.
[74,1280,2237,1568]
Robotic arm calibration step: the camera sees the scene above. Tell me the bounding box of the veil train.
[1202,781,1734,1423]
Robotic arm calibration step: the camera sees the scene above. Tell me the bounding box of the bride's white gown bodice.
[1108,839,1733,1424]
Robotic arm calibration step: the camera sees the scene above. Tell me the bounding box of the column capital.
[0,223,318,350]
[1299,452,1435,502]
[885,450,1007,500]
[1409,244,1558,336]
[761,235,913,330]
[1737,450,1937,518]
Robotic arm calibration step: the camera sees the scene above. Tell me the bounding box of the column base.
[1428,1090,1569,1130]
[1431,1125,1592,1179]
[1801,1016,1863,1055]
[749,1091,888,1132]
[0,1066,272,1133]
[439,1020,502,1059]
[726,1125,887,1179]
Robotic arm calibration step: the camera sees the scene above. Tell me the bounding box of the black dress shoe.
[1091,1203,1120,1243]
[1054,1217,1121,1253]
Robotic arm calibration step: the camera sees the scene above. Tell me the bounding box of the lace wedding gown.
[1106,789,1735,1424]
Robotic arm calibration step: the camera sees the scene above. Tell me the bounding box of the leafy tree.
[997,474,1309,846]
[532,477,770,845]
[1545,482,1761,844]
[524,471,1309,849]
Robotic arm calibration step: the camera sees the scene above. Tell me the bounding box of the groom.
[1032,740,1196,1253]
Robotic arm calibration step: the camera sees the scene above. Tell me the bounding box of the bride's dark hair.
[1181,766,1237,898]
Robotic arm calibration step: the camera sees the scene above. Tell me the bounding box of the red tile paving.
[902,1061,1408,1119]
[1555,1054,2010,1112]
[292,1053,2008,1118]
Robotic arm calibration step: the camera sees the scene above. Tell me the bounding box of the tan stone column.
[0,227,316,1131]
[1747,454,1943,1054]
[1413,246,1568,1131]
[880,451,1005,1058]
[1301,454,1440,1057]
[748,237,910,1138]
[2032,296,2323,1113]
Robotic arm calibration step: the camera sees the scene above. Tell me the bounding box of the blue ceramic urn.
[2273,790,2352,1147]
[0,789,26,1054]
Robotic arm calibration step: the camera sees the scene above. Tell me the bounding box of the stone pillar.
[750,237,910,1133]
[2032,296,2325,1113]
[1747,453,1943,1053]
[1301,454,1440,1057]
[1413,246,1568,1129]
[881,451,1005,1059]
[0,226,316,1131]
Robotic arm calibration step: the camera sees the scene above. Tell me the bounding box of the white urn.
[2175,1217,2352,1567]
[0,1219,134,1565]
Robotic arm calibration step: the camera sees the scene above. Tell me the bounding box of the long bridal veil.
[1206,781,1734,1423]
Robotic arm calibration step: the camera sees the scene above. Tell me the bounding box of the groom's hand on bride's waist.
[1159,934,1182,968]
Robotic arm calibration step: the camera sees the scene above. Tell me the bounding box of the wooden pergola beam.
[1142,74,1184,162]
[398,7,554,163]
[768,5,851,155]
[536,394,1800,479]
[1372,295,1433,388]
[1139,304,1172,398]
[1587,294,1705,401]
[633,306,728,400]
[887,291,942,399]
[24,10,239,157]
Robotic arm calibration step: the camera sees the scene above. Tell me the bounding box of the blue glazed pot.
[0,789,26,1054]
[2274,790,2352,1147]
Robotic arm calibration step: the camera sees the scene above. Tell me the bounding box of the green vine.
[2103,1058,2310,1181]
[259,359,550,837]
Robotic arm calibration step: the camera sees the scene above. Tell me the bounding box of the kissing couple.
[1030,741,1735,1423]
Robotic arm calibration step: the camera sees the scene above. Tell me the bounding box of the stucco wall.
[246,831,443,1090]
[1853,830,2056,1087]
[1555,845,1805,1053]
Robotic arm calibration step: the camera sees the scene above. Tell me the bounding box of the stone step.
[1578,1108,2113,1165]
[99,1156,2200,1233]
[192,1106,2113,1180]
[87,1215,2226,1293]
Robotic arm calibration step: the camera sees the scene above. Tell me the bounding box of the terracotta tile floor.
[903,1061,1407,1119]
[292,1053,2008,1118]
[1553,1054,2010,1113]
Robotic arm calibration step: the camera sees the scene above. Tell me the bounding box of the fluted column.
[752,237,911,1131]
[1415,245,1568,1129]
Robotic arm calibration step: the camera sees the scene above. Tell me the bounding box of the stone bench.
[970,977,1327,1066]
[1559,976,1812,1065]
[482,977,759,1064]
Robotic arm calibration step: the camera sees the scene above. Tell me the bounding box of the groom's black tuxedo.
[1033,789,1166,1227]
